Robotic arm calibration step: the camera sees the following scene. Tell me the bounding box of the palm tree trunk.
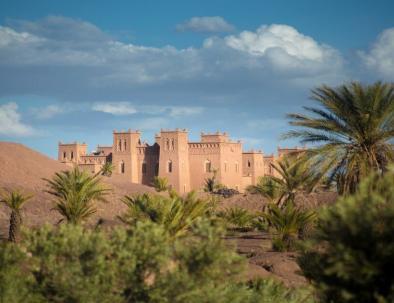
[8,210,21,242]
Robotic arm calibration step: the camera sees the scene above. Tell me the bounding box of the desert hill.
[0,142,155,233]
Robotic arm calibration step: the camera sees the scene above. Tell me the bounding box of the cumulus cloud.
[0,102,35,136]
[176,16,234,33]
[92,102,138,115]
[223,24,342,70]
[359,28,394,79]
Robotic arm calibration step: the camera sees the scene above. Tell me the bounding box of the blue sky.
[0,0,393,158]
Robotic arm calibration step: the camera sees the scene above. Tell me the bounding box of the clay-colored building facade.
[58,129,300,193]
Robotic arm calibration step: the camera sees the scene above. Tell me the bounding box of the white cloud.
[91,102,203,117]
[92,102,137,115]
[176,16,234,33]
[32,104,64,119]
[359,28,394,79]
[0,102,36,136]
[223,24,341,70]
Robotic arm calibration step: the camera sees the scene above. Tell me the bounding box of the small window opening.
[248,160,251,168]
[63,151,66,159]
[120,161,125,174]
[168,160,173,173]
[71,151,74,160]
[205,160,211,173]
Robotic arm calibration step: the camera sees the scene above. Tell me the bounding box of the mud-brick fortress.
[58,129,303,193]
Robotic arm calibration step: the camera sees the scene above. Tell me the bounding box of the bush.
[218,207,256,231]
[119,191,213,237]
[0,220,316,303]
[298,168,394,303]
[152,176,169,192]
[263,203,316,252]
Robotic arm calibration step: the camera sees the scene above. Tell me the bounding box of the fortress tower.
[58,142,87,166]
[158,129,191,193]
[112,129,141,183]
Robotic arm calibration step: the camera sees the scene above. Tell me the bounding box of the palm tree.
[98,162,114,177]
[0,190,33,242]
[119,191,212,237]
[285,82,394,194]
[204,169,221,193]
[263,202,316,251]
[44,167,111,224]
[152,176,169,192]
[248,155,320,207]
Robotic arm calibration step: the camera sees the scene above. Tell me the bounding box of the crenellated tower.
[158,129,190,193]
[112,129,141,183]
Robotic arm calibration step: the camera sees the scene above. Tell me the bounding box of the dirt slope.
[0,142,155,233]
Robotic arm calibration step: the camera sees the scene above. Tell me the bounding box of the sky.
[0,0,393,158]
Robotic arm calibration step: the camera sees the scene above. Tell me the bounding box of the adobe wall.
[136,145,160,186]
[188,142,221,190]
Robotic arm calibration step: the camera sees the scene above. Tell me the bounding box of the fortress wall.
[188,143,221,190]
[136,145,160,186]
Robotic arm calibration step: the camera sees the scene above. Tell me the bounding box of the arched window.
[171,139,175,150]
[205,160,211,173]
[118,139,122,151]
[120,161,125,174]
[166,139,170,151]
[63,151,66,159]
[248,160,251,168]
[142,162,147,174]
[168,160,173,173]
[71,151,74,160]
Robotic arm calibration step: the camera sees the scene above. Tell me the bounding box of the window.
[142,162,147,174]
[235,162,239,173]
[166,139,170,151]
[120,161,125,174]
[124,140,127,151]
[168,160,173,173]
[171,139,175,150]
[205,160,211,173]
[71,151,74,160]
[248,160,251,168]
[118,139,122,151]
[63,151,66,159]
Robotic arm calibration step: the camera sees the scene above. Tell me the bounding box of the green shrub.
[0,242,37,303]
[119,191,213,237]
[218,207,256,231]
[0,220,316,303]
[298,168,394,303]
[152,176,169,192]
[263,203,316,252]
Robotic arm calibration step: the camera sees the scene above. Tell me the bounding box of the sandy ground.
[0,141,336,286]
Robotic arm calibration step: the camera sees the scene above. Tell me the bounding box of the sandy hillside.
[0,142,155,233]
